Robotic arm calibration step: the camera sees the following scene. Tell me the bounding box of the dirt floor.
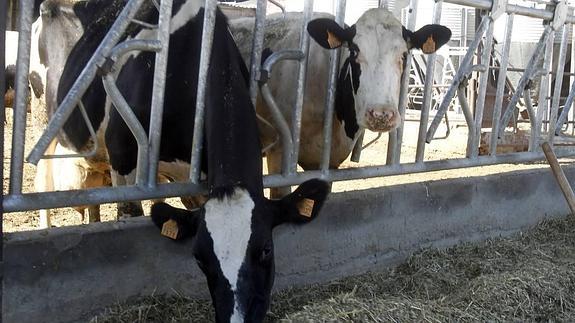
[90,214,575,322]
[3,110,556,232]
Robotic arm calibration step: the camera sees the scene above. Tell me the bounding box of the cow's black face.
[152,179,329,322]
[308,9,451,140]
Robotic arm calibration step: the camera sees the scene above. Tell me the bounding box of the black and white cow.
[56,0,329,321]
[230,10,451,196]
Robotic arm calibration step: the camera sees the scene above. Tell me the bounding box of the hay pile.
[92,216,575,322]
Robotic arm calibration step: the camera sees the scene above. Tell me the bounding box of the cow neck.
[334,44,361,140]
[203,9,263,200]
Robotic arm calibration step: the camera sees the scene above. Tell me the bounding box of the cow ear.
[307,18,356,50]
[274,179,330,227]
[151,202,201,240]
[404,24,452,54]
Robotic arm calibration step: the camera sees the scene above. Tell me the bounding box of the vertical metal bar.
[415,0,442,163]
[249,0,268,106]
[570,20,575,134]
[189,0,218,183]
[321,0,346,172]
[490,13,513,156]
[523,90,538,151]
[387,0,418,165]
[556,79,575,135]
[147,0,173,187]
[290,0,313,174]
[468,16,494,158]
[9,0,33,194]
[461,8,468,47]
[548,24,569,145]
[0,0,7,313]
[534,29,554,143]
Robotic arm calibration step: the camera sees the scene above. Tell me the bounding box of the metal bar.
[0,0,7,312]
[291,0,314,174]
[9,0,33,194]
[415,0,442,163]
[261,148,575,189]
[542,141,575,216]
[468,17,494,158]
[498,26,553,138]
[321,0,346,172]
[389,0,418,165]
[523,91,539,152]
[535,29,554,138]
[260,50,305,175]
[444,0,575,24]
[350,131,365,162]
[457,85,475,129]
[249,0,267,106]
[147,0,173,188]
[426,15,490,143]
[548,24,569,145]
[189,0,218,183]
[555,78,575,135]
[27,0,148,165]
[260,84,295,175]
[6,147,575,213]
[102,74,150,185]
[490,13,513,156]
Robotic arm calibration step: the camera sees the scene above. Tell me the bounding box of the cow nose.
[369,108,395,120]
[365,107,399,132]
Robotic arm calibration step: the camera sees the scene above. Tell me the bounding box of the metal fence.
[3,0,575,214]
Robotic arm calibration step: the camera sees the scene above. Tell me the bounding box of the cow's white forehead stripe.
[170,0,202,34]
[204,188,254,322]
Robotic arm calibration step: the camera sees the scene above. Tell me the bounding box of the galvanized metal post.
[387,0,418,165]
[249,0,268,106]
[489,13,514,156]
[291,0,314,174]
[535,30,554,140]
[189,0,218,183]
[9,0,34,194]
[548,24,569,145]
[147,0,173,187]
[0,0,7,315]
[321,0,346,173]
[468,15,494,158]
[415,0,442,163]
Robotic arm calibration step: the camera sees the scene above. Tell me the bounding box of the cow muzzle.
[365,107,400,132]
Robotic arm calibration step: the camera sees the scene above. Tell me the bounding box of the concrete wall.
[4,166,573,323]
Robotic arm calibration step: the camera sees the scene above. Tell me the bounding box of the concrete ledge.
[4,166,573,322]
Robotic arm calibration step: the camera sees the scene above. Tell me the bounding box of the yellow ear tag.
[298,198,315,218]
[161,219,179,240]
[327,30,342,49]
[422,35,436,54]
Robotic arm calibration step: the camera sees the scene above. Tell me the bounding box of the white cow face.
[152,179,329,323]
[308,8,452,139]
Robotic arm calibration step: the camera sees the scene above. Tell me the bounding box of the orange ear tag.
[161,219,179,240]
[422,35,436,54]
[297,198,315,218]
[327,31,342,49]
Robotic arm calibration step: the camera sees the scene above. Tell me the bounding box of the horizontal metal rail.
[5,147,575,213]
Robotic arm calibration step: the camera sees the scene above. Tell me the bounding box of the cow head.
[151,179,329,322]
[307,8,451,139]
